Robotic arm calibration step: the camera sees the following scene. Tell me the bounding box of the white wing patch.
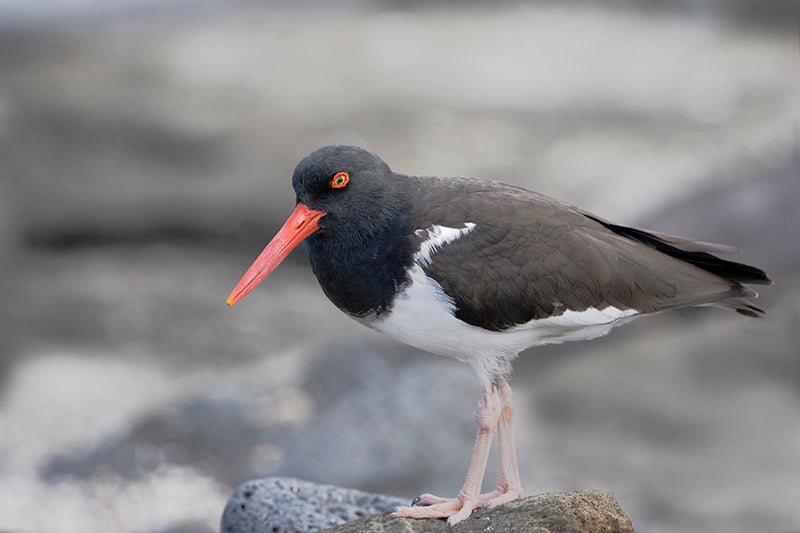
[537,306,639,327]
[414,223,476,267]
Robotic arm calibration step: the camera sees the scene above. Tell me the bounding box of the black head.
[289,145,413,316]
[292,145,403,235]
[227,145,412,313]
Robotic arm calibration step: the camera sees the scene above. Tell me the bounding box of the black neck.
[304,210,413,318]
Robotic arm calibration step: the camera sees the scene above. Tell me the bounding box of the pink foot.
[411,493,452,506]
[410,490,496,508]
[391,494,484,525]
[393,486,520,525]
[481,483,523,509]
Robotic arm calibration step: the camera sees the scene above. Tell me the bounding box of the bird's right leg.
[481,379,523,508]
[415,380,523,510]
[390,384,502,525]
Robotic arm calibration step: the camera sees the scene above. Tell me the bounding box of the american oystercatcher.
[226,145,771,525]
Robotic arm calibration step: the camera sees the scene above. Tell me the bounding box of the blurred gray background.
[0,1,798,532]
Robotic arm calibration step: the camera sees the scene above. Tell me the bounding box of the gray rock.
[221,478,634,533]
[221,477,407,533]
[321,489,634,533]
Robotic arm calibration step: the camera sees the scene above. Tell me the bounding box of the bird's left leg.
[420,380,522,510]
[390,384,502,525]
[481,379,523,508]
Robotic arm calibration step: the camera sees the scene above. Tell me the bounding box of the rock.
[220,477,407,533]
[221,477,634,533]
[322,489,634,533]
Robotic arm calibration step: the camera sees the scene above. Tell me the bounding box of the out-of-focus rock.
[220,477,407,533]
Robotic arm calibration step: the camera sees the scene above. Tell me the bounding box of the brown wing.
[403,176,767,331]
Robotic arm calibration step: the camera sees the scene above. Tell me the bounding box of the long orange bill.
[226,203,327,306]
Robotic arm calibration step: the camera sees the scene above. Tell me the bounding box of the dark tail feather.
[653,285,764,317]
[587,217,773,286]
[714,299,765,318]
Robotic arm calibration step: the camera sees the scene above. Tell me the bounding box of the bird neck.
[304,207,413,319]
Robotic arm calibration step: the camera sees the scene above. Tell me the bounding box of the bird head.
[226,145,399,306]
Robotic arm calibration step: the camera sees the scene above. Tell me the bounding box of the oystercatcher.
[226,145,771,525]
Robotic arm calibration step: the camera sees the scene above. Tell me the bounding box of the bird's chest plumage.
[304,222,414,318]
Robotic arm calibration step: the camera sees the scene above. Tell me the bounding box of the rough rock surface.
[221,477,634,533]
[323,489,634,533]
[221,477,407,533]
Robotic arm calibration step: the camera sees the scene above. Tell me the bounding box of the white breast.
[365,224,640,387]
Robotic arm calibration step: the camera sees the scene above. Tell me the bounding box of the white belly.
[368,263,639,388]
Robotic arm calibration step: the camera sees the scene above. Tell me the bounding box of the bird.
[226,145,771,526]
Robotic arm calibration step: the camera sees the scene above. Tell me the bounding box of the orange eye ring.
[330,171,349,189]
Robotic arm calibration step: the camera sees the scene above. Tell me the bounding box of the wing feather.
[403,176,766,331]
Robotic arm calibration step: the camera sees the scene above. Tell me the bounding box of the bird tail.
[603,222,770,284]
[583,215,772,317]
[584,215,771,285]
[711,298,765,318]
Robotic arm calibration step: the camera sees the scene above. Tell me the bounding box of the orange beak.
[226,203,327,306]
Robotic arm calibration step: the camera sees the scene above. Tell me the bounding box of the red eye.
[330,172,349,189]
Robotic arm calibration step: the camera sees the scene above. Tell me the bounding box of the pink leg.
[482,380,523,508]
[414,381,523,510]
[390,384,502,525]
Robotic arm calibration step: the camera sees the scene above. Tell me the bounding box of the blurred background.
[0,1,798,532]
